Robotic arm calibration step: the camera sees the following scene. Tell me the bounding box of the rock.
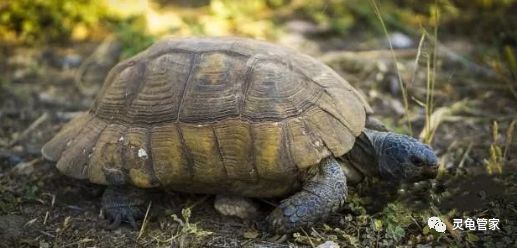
[61,54,82,70]
[317,241,340,248]
[214,195,258,219]
[388,32,413,49]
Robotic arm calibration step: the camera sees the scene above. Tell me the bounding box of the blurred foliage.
[273,0,360,34]
[145,0,282,38]
[484,120,516,175]
[109,16,155,59]
[204,0,279,38]
[0,0,108,44]
[1,0,516,47]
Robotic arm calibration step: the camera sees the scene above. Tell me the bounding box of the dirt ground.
[1,32,516,248]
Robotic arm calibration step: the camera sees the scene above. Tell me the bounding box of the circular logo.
[427,216,446,233]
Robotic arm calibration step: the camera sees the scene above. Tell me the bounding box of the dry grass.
[369,0,412,134]
[484,120,516,175]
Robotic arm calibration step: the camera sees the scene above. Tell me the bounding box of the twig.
[409,31,427,88]
[43,211,49,225]
[458,143,473,169]
[38,230,56,238]
[187,195,210,209]
[138,200,153,239]
[9,158,42,175]
[62,238,95,247]
[7,112,49,147]
[300,228,316,248]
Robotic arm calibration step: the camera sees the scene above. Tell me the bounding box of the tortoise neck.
[363,128,390,158]
[341,128,382,178]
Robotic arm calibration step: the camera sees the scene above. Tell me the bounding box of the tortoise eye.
[410,156,425,167]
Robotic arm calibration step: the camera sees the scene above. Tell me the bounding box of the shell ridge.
[41,112,93,161]
[212,126,229,179]
[56,114,96,159]
[238,55,261,118]
[316,104,354,135]
[84,122,108,179]
[123,62,147,118]
[176,125,195,180]
[177,53,200,121]
[143,127,160,186]
[58,117,107,179]
[118,125,129,182]
[248,122,258,181]
[280,120,298,175]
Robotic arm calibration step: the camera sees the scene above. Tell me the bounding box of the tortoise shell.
[42,37,372,197]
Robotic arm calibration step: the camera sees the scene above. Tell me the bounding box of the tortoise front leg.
[102,186,147,229]
[266,157,347,233]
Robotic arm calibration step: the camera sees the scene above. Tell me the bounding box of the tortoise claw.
[107,213,122,230]
[104,206,140,230]
[102,186,146,230]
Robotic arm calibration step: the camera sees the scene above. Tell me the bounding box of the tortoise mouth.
[393,163,438,183]
[408,166,438,182]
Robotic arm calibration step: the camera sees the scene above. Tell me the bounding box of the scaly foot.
[101,186,147,229]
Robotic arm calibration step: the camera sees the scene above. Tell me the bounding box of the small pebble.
[61,54,82,70]
[317,240,340,248]
[388,32,414,49]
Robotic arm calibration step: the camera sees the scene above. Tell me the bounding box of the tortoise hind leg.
[266,157,347,233]
[102,186,148,229]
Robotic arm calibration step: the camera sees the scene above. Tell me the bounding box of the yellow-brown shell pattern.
[41,37,369,197]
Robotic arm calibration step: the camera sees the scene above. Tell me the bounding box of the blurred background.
[0,0,516,247]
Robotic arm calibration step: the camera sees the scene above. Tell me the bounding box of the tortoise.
[41,37,438,233]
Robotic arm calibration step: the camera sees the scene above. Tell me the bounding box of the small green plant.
[422,4,440,144]
[375,203,414,242]
[111,16,155,59]
[484,120,516,175]
[485,122,504,175]
[293,231,320,247]
[170,208,213,246]
[208,0,279,38]
[293,0,356,34]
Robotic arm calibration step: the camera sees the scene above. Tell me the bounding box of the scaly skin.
[266,157,347,233]
[101,186,147,229]
[265,129,437,233]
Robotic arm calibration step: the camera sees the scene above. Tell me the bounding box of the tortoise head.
[366,129,438,182]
